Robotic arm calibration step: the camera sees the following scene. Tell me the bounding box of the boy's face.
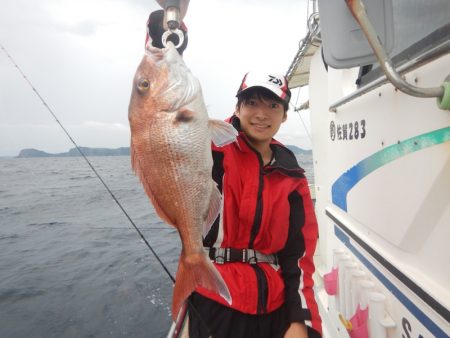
[235,94,287,146]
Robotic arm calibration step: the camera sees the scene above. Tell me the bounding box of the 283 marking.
[330,119,366,141]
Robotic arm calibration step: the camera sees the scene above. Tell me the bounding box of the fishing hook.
[162,28,184,49]
[162,1,184,48]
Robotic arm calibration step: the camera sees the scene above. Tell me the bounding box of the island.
[17,147,131,158]
[16,145,311,158]
[286,145,313,155]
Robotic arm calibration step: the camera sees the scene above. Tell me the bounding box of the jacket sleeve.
[277,180,322,337]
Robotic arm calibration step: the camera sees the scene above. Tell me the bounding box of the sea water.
[0,154,313,338]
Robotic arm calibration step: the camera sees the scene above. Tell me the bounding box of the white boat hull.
[309,45,450,337]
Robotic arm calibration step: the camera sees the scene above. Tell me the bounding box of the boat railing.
[329,38,450,112]
[330,0,450,112]
[285,12,321,88]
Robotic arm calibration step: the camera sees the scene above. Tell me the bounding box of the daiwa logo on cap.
[267,75,284,87]
[237,71,291,103]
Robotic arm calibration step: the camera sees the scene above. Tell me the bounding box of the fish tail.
[172,252,231,320]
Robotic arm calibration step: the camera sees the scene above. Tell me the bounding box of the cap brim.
[236,84,289,102]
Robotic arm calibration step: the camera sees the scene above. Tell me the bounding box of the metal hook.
[162,29,184,49]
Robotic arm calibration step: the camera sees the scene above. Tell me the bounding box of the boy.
[188,72,322,338]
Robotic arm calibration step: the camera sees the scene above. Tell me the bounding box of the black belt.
[207,247,278,265]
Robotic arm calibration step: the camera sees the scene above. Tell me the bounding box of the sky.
[0,0,312,157]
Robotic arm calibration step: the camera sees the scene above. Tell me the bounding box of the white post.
[350,269,366,316]
[368,292,387,338]
[336,254,352,314]
[343,262,358,318]
[358,280,375,310]
[333,248,346,268]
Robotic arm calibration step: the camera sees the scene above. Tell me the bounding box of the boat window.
[318,0,450,77]
[358,0,450,86]
[318,0,394,69]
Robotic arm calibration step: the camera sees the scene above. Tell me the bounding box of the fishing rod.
[1,42,213,338]
[89,227,175,230]
[0,43,175,284]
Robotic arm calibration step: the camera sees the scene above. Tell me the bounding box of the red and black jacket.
[196,116,322,336]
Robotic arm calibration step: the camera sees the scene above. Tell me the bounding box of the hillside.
[17,147,130,158]
[17,145,311,158]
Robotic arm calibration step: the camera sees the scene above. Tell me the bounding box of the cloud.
[0,0,312,156]
[81,121,129,130]
[55,19,98,37]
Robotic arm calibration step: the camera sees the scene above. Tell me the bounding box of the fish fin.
[208,119,238,147]
[130,144,176,226]
[203,184,222,238]
[172,252,231,320]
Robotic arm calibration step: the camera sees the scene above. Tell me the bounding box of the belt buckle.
[248,249,257,264]
[215,247,225,264]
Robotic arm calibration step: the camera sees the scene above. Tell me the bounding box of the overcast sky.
[0,0,312,156]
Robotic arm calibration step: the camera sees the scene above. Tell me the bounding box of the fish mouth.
[144,43,164,59]
[144,42,180,62]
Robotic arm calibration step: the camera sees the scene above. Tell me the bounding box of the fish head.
[128,42,204,124]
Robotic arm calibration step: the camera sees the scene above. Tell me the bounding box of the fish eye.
[137,79,150,92]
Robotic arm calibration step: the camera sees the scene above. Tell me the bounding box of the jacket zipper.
[246,143,268,314]
[248,165,264,249]
[252,265,268,314]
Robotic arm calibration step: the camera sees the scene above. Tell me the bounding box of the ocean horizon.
[0,154,314,337]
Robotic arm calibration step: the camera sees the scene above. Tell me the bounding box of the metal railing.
[329,0,449,112]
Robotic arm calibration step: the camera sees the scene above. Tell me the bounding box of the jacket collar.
[228,115,305,177]
[267,143,305,177]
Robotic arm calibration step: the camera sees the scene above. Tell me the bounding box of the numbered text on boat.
[330,120,366,141]
[402,317,425,338]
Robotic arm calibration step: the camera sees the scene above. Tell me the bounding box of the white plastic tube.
[343,262,359,318]
[350,269,366,316]
[337,255,352,313]
[368,292,387,338]
[358,280,375,310]
[333,248,346,268]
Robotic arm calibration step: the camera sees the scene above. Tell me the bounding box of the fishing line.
[290,0,314,146]
[89,227,175,230]
[0,43,175,284]
[1,42,214,337]
[290,88,312,143]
